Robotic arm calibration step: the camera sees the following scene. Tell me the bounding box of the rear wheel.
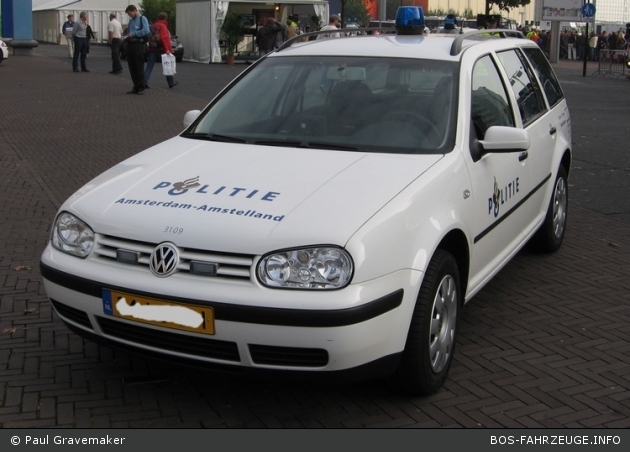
[530,165,568,253]
[394,249,460,395]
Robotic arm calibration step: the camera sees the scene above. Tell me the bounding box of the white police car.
[0,39,9,63]
[40,7,571,395]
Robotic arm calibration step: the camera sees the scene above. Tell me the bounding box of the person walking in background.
[588,32,598,61]
[123,4,150,95]
[285,19,298,41]
[560,30,569,60]
[144,12,178,89]
[108,13,123,74]
[485,16,498,30]
[596,31,607,61]
[61,14,75,58]
[607,31,618,51]
[85,20,95,57]
[255,17,283,57]
[71,12,89,73]
[567,30,576,60]
[318,15,341,39]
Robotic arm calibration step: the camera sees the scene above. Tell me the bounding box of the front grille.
[97,316,240,362]
[249,344,329,367]
[93,234,254,281]
[51,299,93,330]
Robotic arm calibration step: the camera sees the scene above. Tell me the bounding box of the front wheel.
[530,165,568,253]
[394,249,461,395]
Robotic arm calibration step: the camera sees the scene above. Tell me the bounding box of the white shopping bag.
[162,53,176,76]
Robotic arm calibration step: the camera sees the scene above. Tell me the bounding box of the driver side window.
[471,55,515,140]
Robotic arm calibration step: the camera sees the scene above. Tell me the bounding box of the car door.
[495,47,555,235]
[464,54,531,294]
[520,46,569,220]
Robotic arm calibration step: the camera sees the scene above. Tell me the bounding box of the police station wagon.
[40,7,571,395]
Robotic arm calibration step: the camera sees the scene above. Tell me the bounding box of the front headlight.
[257,246,353,290]
[51,212,95,258]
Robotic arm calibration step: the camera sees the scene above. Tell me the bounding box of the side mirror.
[183,110,201,128]
[479,126,530,152]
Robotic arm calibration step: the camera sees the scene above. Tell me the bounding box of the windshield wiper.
[254,140,302,147]
[183,132,247,143]
[254,140,360,152]
[306,142,361,152]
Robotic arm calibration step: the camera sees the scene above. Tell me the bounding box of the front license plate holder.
[102,289,215,335]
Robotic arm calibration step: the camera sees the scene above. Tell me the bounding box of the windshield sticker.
[114,197,285,222]
[488,176,520,218]
[154,177,280,201]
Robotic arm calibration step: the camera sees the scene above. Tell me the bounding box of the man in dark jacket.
[256,17,283,57]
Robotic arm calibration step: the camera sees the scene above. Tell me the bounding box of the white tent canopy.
[32,0,135,44]
[177,0,329,63]
[33,0,131,11]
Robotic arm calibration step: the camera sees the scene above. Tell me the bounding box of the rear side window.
[522,47,564,108]
[496,49,547,126]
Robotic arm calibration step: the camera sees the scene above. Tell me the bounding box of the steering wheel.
[381,111,441,145]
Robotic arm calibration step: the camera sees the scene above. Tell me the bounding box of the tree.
[220,12,245,57]
[485,0,531,15]
[343,0,371,27]
[140,0,177,34]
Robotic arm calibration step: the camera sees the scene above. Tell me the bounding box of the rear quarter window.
[522,47,564,108]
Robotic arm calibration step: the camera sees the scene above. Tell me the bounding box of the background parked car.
[120,31,184,62]
[0,39,9,63]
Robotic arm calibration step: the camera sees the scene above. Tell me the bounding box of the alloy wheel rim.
[553,177,567,239]
[429,274,457,373]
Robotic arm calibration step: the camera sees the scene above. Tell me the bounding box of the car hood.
[64,137,443,254]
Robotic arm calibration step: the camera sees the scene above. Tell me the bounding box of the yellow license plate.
[102,289,215,335]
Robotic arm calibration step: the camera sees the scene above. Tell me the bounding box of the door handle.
[519,151,528,162]
[549,127,557,135]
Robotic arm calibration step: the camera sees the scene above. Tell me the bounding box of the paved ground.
[0,44,629,428]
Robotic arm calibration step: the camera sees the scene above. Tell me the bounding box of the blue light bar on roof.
[395,6,425,35]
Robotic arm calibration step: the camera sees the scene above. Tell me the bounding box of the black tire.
[530,165,568,253]
[394,249,461,395]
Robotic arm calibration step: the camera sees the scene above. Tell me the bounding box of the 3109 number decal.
[164,226,184,234]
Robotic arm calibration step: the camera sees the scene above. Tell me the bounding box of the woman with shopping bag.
[144,12,178,89]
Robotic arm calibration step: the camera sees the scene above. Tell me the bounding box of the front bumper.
[41,245,422,377]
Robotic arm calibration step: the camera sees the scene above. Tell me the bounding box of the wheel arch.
[561,148,571,178]
[435,228,470,306]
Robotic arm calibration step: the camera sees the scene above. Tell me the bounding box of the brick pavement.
[0,49,629,428]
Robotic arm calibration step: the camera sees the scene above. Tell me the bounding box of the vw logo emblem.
[149,243,179,277]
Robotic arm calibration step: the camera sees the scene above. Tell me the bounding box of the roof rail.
[276,27,398,53]
[450,29,525,56]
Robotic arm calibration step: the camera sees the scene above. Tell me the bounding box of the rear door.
[495,47,557,233]
[520,46,570,219]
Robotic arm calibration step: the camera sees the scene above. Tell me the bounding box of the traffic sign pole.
[581,2,596,77]
[583,21,589,77]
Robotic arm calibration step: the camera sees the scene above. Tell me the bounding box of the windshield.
[185,56,458,154]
